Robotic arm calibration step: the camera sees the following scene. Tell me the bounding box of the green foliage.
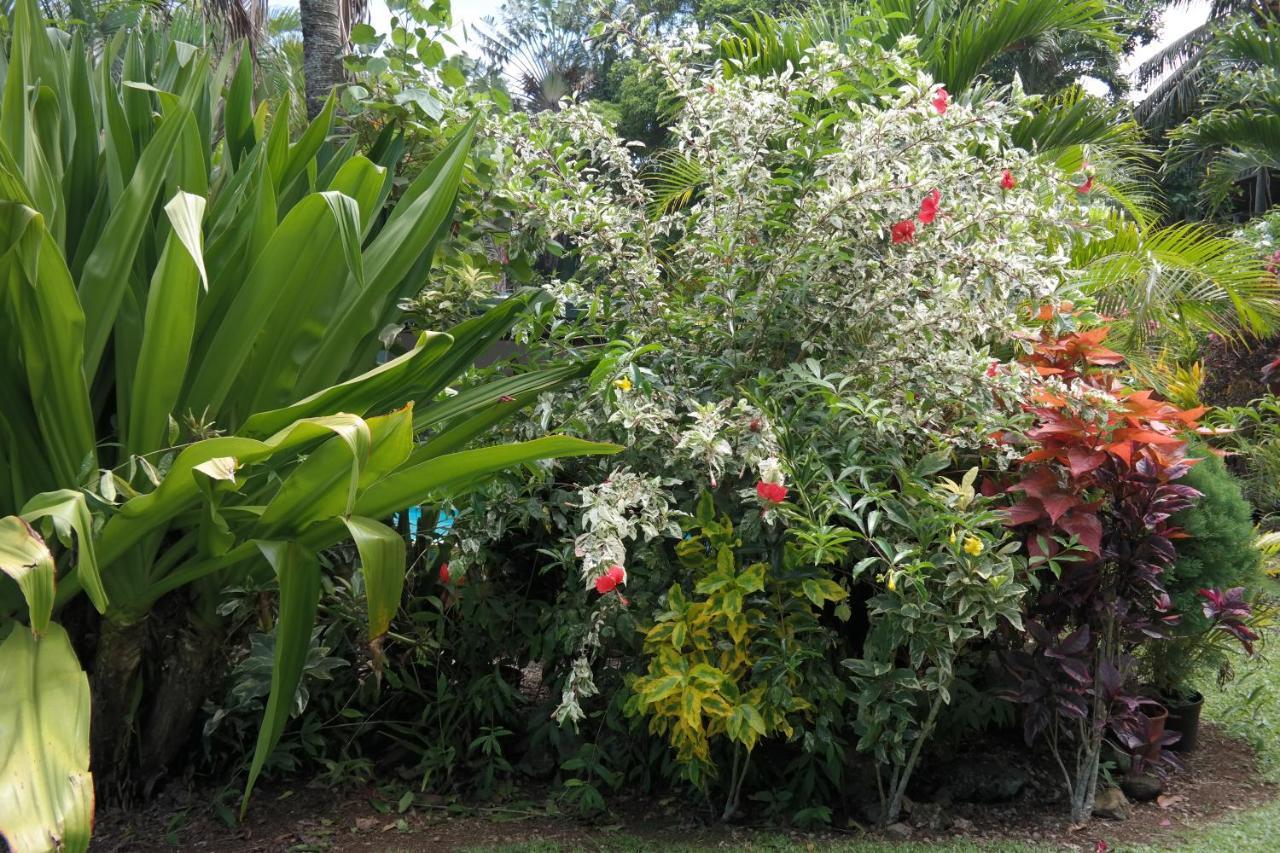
[627,492,847,819]
[1203,397,1280,519]
[1144,450,1267,695]
[1072,216,1280,353]
[1167,18,1280,216]
[774,369,1027,824]
[0,1,618,845]
[1170,451,1263,630]
[717,0,1118,94]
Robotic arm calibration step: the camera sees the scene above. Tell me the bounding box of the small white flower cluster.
[1237,210,1280,263]
[574,468,683,587]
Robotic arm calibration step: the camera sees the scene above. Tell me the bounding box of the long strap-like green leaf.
[79,96,197,379]
[296,117,478,393]
[126,192,207,456]
[241,541,320,815]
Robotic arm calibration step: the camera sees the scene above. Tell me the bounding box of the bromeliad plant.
[0,3,616,850]
[1000,312,1253,823]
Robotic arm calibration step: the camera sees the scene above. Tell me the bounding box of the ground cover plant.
[5,1,1280,851]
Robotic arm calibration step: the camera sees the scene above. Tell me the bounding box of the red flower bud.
[1000,169,1016,190]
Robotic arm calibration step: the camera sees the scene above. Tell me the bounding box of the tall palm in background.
[1167,19,1280,214]
[197,0,365,117]
[1134,0,1277,129]
[299,0,364,117]
[476,0,603,112]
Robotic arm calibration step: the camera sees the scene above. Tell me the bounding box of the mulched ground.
[94,723,1274,852]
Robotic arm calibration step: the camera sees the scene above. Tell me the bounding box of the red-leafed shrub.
[999,313,1253,823]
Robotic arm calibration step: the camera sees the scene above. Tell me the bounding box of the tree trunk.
[90,616,148,787]
[136,610,227,793]
[299,0,346,119]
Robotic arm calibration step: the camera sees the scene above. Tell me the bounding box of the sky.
[1118,0,1210,99]
[282,0,1212,94]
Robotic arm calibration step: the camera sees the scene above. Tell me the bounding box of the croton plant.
[998,309,1256,823]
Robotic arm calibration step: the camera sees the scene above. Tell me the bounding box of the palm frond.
[1134,19,1217,88]
[1074,219,1280,350]
[1011,86,1132,153]
[931,0,1117,92]
[267,4,302,39]
[202,0,267,45]
[644,150,706,218]
[1134,50,1208,129]
[1172,107,1280,212]
[474,0,599,111]
[1216,17,1280,69]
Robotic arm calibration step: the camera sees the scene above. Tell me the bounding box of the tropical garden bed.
[5,1,1280,852]
[92,718,1278,851]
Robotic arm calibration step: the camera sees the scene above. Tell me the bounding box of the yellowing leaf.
[0,623,93,853]
[0,517,54,634]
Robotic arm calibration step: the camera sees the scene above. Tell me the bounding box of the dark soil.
[93,724,1274,852]
[1200,334,1280,409]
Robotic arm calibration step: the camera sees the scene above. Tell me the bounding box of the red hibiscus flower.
[756,481,788,504]
[1077,175,1094,194]
[1000,169,1016,190]
[932,87,949,115]
[595,565,625,594]
[986,360,999,378]
[891,219,916,244]
[439,563,451,584]
[919,189,941,224]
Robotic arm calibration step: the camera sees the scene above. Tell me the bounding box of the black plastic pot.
[1165,690,1205,753]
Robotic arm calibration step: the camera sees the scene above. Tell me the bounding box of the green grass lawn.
[1129,638,1280,853]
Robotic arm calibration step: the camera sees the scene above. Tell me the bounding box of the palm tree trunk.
[299,0,345,119]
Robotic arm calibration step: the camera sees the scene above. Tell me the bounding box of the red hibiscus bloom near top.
[439,563,451,584]
[891,219,916,244]
[1000,169,1017,190]
[595,565,625,594]
[757,481,788,504]
[932,87,949,115]
[919,189,941,224]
